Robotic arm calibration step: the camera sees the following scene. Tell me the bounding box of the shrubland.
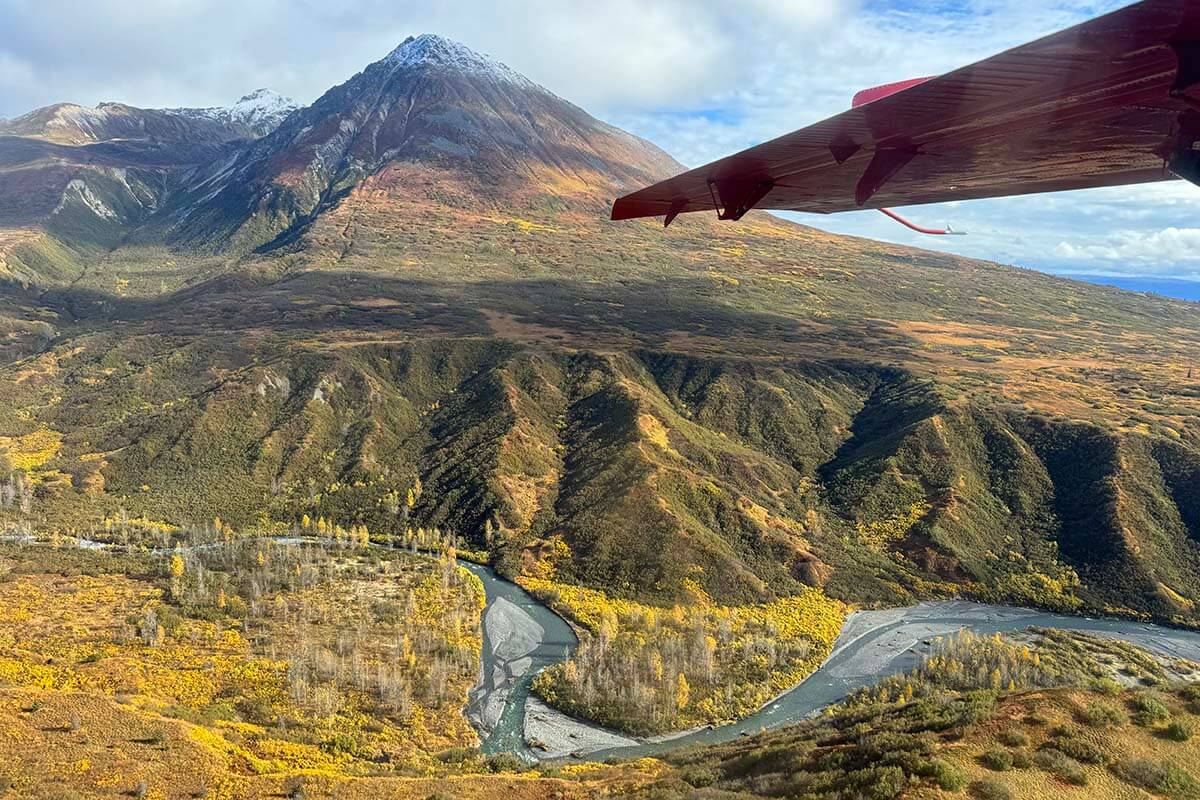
[5,535,1200,800]
[4,215,1200,627]
[627,630,1200,800]
[0,533,487,796]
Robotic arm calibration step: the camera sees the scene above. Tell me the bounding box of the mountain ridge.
[381,34,540,86]
[162,88,300,139]
[0,88,298,145]
[0,88,298,274]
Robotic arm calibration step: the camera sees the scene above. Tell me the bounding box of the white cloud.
[779,179,1200,278]
[0,52,35,101]
[0,0,845,116]
[1054,228,1200,268]
[608,0,1134,165]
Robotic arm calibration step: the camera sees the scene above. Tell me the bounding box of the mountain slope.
[163,34,679,252]
[0,36,1199,625]
[0,93,296,283]
[0,101,255,146]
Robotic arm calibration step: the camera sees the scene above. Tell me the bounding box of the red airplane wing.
[612,0,1200,225]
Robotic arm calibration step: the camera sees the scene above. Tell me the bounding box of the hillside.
[0,35,1199,632]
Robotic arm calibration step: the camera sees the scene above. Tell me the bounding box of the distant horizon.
[1070,274,1200,303]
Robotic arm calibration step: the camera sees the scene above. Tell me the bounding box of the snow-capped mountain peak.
[227,89,296,121]
[382,34,535,88]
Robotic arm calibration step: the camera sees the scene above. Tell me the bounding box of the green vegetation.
[996,728,1028,747]
[972,778,1013,800]
[1133,691,1173,726]
[928,759,968,790]
[3,200,1200,626]
[1032,748,1089,786]
[1166,720,1194,742]
[980,748,1013,771]
[1113,759,1200,799]
[1081,699,1127,728]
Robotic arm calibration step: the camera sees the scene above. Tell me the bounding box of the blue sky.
[1,0,1196,289]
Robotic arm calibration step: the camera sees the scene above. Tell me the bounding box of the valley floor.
[525,599,1200,762]
[7,533,1200,800]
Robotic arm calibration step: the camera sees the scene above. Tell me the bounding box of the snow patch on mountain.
[167,89,298,137]
[54,179,118,220]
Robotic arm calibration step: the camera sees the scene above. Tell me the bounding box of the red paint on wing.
[851,78,936,108]
[612,0,1200,223]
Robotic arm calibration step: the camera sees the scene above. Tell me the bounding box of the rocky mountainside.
[0,101,253,146]
[0,92,295,280]
[162,34,680,252]
[1,36,1199,626]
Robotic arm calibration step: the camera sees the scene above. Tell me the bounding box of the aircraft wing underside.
[612,0,1200,224]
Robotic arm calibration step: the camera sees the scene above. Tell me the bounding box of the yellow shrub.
[0,427,62,470]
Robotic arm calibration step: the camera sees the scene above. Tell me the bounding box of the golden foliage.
[0,542,487,785]
[855,501,930,551]
[0,426,63,470]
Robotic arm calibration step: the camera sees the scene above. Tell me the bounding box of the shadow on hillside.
[33,268,924,361]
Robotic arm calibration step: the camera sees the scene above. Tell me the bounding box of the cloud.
[779,180,1200,278]
[1054,228,1200,269]
[0,0,846,116]
[0,51,35,96]
[608,0,1134,166]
